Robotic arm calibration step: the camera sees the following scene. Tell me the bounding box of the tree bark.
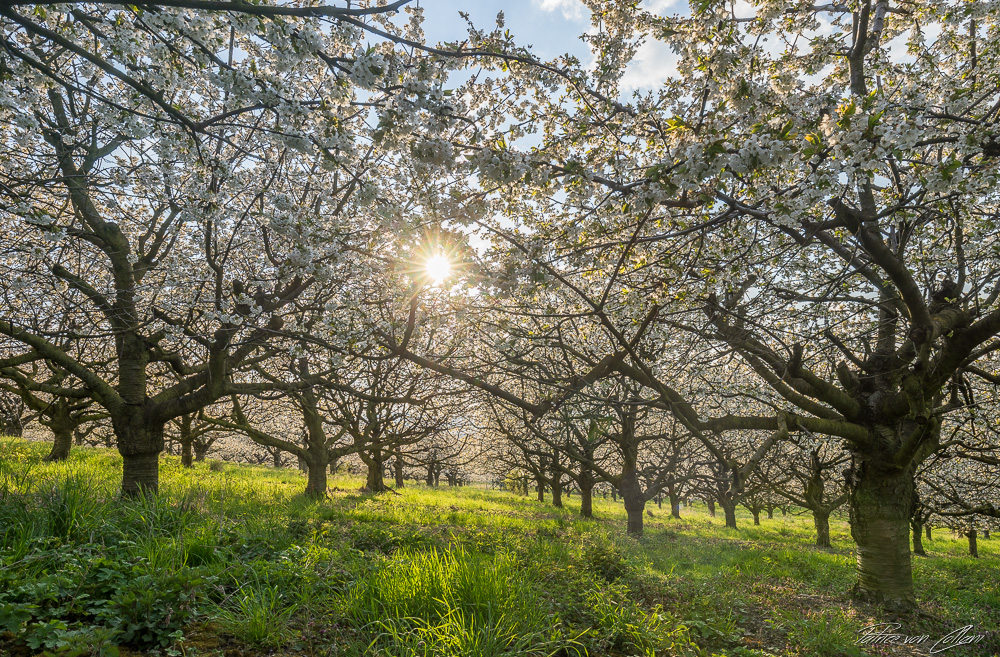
[967,530,978,558]
[44,423,74,462]
[115,406,165,496]
[551,476,563,508]
[911,520,925,556]
[983,530,990,540]
[580,484,593,518]
[707,499,716,517]
[365,449,387,492]
[194,442,210,462]
[925,525,931,540]
[847,459,916,608]
[536,476,545,503]
[394,455,405,488]
[766,506,774,520]
[720,497,737,529]
[181,438,193,468]
[579,469,594,518]
[619,466,646,536]
[814,510,831,548]
[305,459,327,497]
[669,489,681,519]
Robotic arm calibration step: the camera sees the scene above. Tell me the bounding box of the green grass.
[1,437,997,657]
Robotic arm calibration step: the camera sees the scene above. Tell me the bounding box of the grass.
[0,437,997,657]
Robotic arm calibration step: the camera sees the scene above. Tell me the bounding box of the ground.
[0,438,997,657]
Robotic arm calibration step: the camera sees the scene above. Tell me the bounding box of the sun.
[424,253,453,286]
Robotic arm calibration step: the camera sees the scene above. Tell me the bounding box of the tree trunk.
[847,459,916,608]
[551,477,563,508]
[194,442,210,462]
[580,483,593,518]
[707,499,716,517]
[619,467,646,536]
[181,438,193,468]
[114,407,165,496]
[365,452,387,492]
[305,460,327,498]
[752,508,761,526]
[44,423,74,462]
[814,510,831,548]
[273,450,283,468]
[426,464,435,486]
[983,529,990,540]
[967,530,978,558]
[434,470,441,486]
[394,455,405,488]
[766,506,774,520]
[720,497,737,529]
[926,525,931,540]
[536,477,545,503]
[669,490,681,519]
[911,519,925,556]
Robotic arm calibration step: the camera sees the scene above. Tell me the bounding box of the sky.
[414,0,689,91]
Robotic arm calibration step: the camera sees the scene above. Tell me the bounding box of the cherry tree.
[0,0,462,494]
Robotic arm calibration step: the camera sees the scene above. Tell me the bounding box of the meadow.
[0,438,996,657]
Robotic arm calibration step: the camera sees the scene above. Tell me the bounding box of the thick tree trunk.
[983,530,990,540]
[115,408,165,496]
[707,499,716,517]
[967,530,978,558]
[766,506,774,520]
[721,498,737,529]
[273,450,283,468]
[580,483,593,518]
[194,442,210,462]
[44,424,74,462]
[536,477,545,502]
[394,456,405,488]
[814,510,831,548]
[752,509,761,526]
[912,520,925,556]
[426,464,435,486]
[180,438,193,468]
[669,490,681,519]
[619,467,646,536]
[847,460,916,608]
[305,460,327,498]
[365,453,387,492]
[551,477,563,508]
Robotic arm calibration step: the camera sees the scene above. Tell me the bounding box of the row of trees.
[2,0,999,611]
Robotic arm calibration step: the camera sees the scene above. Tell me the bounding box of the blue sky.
[415,0,688,91]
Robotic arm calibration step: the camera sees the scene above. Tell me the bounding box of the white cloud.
[534,0,587,21]
[620,38,680,91]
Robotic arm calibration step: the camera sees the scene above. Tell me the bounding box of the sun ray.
[425,253,452,286]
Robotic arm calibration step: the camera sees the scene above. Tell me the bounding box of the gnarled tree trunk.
[967,530,978,558]
[619,466,646,536]
[394,454,405,488]
[814,510,831,548]
[551,476,563,508]
[579,468,594,518]
[847,457,916,608]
